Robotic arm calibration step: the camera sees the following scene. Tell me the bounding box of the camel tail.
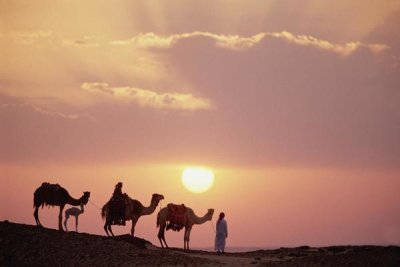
[101,205,106,220]
[156,213,160,228]
[33,189,42,208]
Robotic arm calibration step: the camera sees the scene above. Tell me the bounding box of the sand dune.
[1,221,399,266]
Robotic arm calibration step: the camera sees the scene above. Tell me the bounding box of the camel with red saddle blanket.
[157,203,214,250]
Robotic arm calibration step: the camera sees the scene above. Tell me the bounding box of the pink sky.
[1,0,400,248]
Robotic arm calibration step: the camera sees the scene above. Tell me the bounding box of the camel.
[157,205,215,250]
[102,193,164,237]
[33,182,90,231]
[63,204,85,232]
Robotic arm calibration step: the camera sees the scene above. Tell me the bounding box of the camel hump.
[167,203,186,210]
[40,182,62,191]
[34,182,69,208]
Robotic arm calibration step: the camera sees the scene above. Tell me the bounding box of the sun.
[181,167,215,193]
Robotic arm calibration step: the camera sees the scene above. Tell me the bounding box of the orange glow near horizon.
[1,163,400,248]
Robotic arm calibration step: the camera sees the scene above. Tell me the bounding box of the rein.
[210,219,216,234]
[89,199,102,210]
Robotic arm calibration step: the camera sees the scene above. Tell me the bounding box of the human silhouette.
[110,182,125,225]
[215,212,228,254]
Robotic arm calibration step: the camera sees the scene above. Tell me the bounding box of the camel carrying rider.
[110,182,126,225]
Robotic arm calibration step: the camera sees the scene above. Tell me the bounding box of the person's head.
[116,182,123,188]
[219,212,225,220]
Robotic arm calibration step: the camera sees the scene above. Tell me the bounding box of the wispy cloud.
[267,31,389,56]
[110,31,388,56]
[62,35,103,47]
[1,31,102,48]
[6,30,54,46]
[110,32,266,51]
[2,30,388,56]
[0,101,94,120]
[81,82,213,111]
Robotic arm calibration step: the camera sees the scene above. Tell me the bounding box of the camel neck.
[67,195,83,206]
[193,212,211,225]
[142,199,159,215]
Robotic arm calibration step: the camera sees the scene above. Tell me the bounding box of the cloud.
[267,31,389,56]
[110,32,266,51]
[110,31,388,56]
[1,31,102,48]
[3,30,387,56]
[160,26,400,169]
[0,96,94,121]
[81,82,213,111]
[0,30,56,48]
[62,35,103,47]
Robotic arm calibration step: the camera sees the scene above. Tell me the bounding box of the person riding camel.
[111,182,125,225]
[113,182,123,200]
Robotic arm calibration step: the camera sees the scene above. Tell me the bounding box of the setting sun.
[181,167,215,193]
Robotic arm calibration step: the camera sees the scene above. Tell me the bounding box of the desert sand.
[1,221,399,266]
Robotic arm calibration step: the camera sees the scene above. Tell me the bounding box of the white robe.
[215,219,228,251]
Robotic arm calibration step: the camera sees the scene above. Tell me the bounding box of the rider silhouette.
[111,182,125,225]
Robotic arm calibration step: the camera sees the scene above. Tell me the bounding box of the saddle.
[41,182,61,191]
[110,194,128,225]
[166,204,187,232]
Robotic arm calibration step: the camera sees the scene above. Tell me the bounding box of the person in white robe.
[215,212,228,254]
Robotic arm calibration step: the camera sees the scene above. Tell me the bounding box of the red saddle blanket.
[167,204,187,228]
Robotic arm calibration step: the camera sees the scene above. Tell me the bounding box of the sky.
[1,0,400,249]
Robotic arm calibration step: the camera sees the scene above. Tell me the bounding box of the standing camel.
[33,182,90,231]
[157,205,214,250]
[102,193,164,237]
[64,204,85,232]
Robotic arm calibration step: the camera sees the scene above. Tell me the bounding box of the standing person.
[215,212,228,254]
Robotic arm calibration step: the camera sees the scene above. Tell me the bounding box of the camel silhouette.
[64,204,85,232]
[33,182,90,231]
[157,205,214,250]
[102,193,164,237]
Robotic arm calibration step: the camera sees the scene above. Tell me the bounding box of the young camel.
[64,204,85,232]
[102,193,164,237]
[157,206,214,250]
[33,182,90,231]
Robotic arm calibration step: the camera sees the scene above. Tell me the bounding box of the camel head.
[206,208,215,221]
[81,191,90,205]
[151,193,165,204]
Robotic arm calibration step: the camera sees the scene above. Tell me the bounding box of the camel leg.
[34,206,41,226]
[162,237,169,249]
[184,226,193,250]
[187,226,193,251]
[131,217,139,237]
[158,224,168,248]
[108,224,115,237]
[183,227,188,250]
[58,205,65,231]
[104,217,114,237]
[64,214,69,231]
[75,216,79,232]
[103,220,110,237]
[157,225,164,248]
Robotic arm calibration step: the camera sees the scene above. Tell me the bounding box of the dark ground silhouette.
[1,221,399,266]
